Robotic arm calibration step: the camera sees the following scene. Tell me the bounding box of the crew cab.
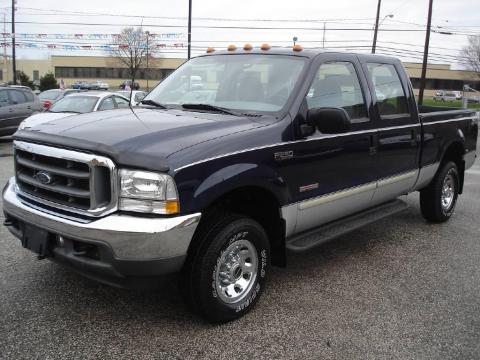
[2,47,478,323]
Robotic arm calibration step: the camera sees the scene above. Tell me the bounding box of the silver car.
[19,91,130,130]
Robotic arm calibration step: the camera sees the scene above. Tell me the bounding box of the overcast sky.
[0,0,479,68]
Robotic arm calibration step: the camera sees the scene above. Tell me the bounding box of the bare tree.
[109,27,152,88]
[460,35,480,77]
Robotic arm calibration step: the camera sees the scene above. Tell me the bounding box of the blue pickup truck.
[2,47,478,322]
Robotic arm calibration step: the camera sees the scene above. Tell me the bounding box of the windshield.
[144,54,306,114]
[39,90,62,101]
[49,96,98,113]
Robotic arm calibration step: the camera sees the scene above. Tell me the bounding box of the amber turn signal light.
[243,43,253,50]
[293,44,303,52]
[206,47,215,53]
[260,43,271,51]
[227,44,237,51]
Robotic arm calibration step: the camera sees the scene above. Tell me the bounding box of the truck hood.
[14,108,266,172]
[21,112,78,129]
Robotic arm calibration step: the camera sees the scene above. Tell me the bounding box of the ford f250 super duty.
[2,46,478,322]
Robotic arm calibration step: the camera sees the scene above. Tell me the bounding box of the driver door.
[283,55,377,234]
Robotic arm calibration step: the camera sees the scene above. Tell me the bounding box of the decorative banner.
[1,32,185,40]
[0,42,188,50]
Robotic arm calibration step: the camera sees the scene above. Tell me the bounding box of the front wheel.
[182,215,270,323]
[420,161,459,223]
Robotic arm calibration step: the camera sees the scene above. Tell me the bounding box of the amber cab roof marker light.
[206,47,215,53]
[243,43,253,51]
[227,44,237,51]
[260,43,271,51]
[292,44,303,52]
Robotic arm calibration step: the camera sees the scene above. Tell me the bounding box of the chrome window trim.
[14,141,118,218]
[421,116,477,126]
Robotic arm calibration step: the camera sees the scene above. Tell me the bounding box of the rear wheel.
[420,161,459,222]
[182,214,270,323]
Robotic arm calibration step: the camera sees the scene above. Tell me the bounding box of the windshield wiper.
[140,99,167,109]
[181,103,240,116]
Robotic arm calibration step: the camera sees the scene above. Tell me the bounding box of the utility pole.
[11,0,16,84]
[372,0,381,54]
[145,30,149,91]
[418,0,434,105]
[322,22,326,48]
[3,12,7,83]
[187,0,192,60]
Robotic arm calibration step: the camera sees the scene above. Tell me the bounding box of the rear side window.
[366,63,409,118]
[8,90,27,104]
[0,90,9,106]
[23,90,34,102]
[307,61,368,121]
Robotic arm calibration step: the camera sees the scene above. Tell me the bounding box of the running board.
[286,199,409,253]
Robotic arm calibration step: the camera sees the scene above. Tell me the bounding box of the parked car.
[38,89,82,110]
[19,91,130,130]
[433,90,457,102]
[3,49,478,323]
[116,90,147,106]
[119,80,140,90]
[0,86,42,137]
[467,95,480,104]
[71,81,88,89]
[88,81,109,91]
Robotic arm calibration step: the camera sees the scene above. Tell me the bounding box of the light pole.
[11,0,16,84]
[187,0,192,59]
[418,0,434,106]
[372,0,393,54]
[145,30,149,91]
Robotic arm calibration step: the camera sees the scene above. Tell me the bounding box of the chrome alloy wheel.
[215,239,258,304]
[441,173,455,211]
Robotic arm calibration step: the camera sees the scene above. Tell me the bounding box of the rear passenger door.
[361,61,420,205]
[7,89,31,122]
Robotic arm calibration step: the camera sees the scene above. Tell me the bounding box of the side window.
[23,91,34,102]
[98,97,115,111]
[8,90,27,104]
[0,90,9,107]
[114,96,130,109]
[366,63,409,118]
[307,61,368,121]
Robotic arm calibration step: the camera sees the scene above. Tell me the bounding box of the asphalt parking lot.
[0,139,479,360]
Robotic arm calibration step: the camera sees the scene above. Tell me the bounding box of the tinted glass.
[366,63,409,117]
[114,96,130,109]
[0,90,9,107]
[307,61,367,120]
[23,91,34,102]
[9,90,27,104]
[39,90,62,101]
[98,97,115,111]
[49,96,98,113]
[134,92,147,102]
[145,54,306,113]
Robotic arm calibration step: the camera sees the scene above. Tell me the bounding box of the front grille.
[14,141,117,217]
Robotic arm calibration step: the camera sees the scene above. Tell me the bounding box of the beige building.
[2,55,479,96]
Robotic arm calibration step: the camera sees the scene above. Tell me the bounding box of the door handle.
[410,129,418,146]
[8,108,14,113]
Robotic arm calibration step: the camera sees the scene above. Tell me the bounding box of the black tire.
[420,161,459,223]
[182,214,270,323]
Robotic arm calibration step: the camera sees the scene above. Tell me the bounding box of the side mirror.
[307,107,351,134]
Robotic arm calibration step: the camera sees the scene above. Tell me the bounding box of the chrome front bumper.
[2,177,201,262]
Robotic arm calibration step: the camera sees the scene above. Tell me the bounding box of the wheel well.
[442,142,465,194]
[197,186,286,267]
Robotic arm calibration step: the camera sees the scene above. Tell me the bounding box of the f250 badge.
[274,151,293,161]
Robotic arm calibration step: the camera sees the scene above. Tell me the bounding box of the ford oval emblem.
[34,171,53,185]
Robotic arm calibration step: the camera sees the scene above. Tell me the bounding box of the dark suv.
[0,86,42,137]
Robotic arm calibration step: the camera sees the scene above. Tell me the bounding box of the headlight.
[118,169,179,215]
